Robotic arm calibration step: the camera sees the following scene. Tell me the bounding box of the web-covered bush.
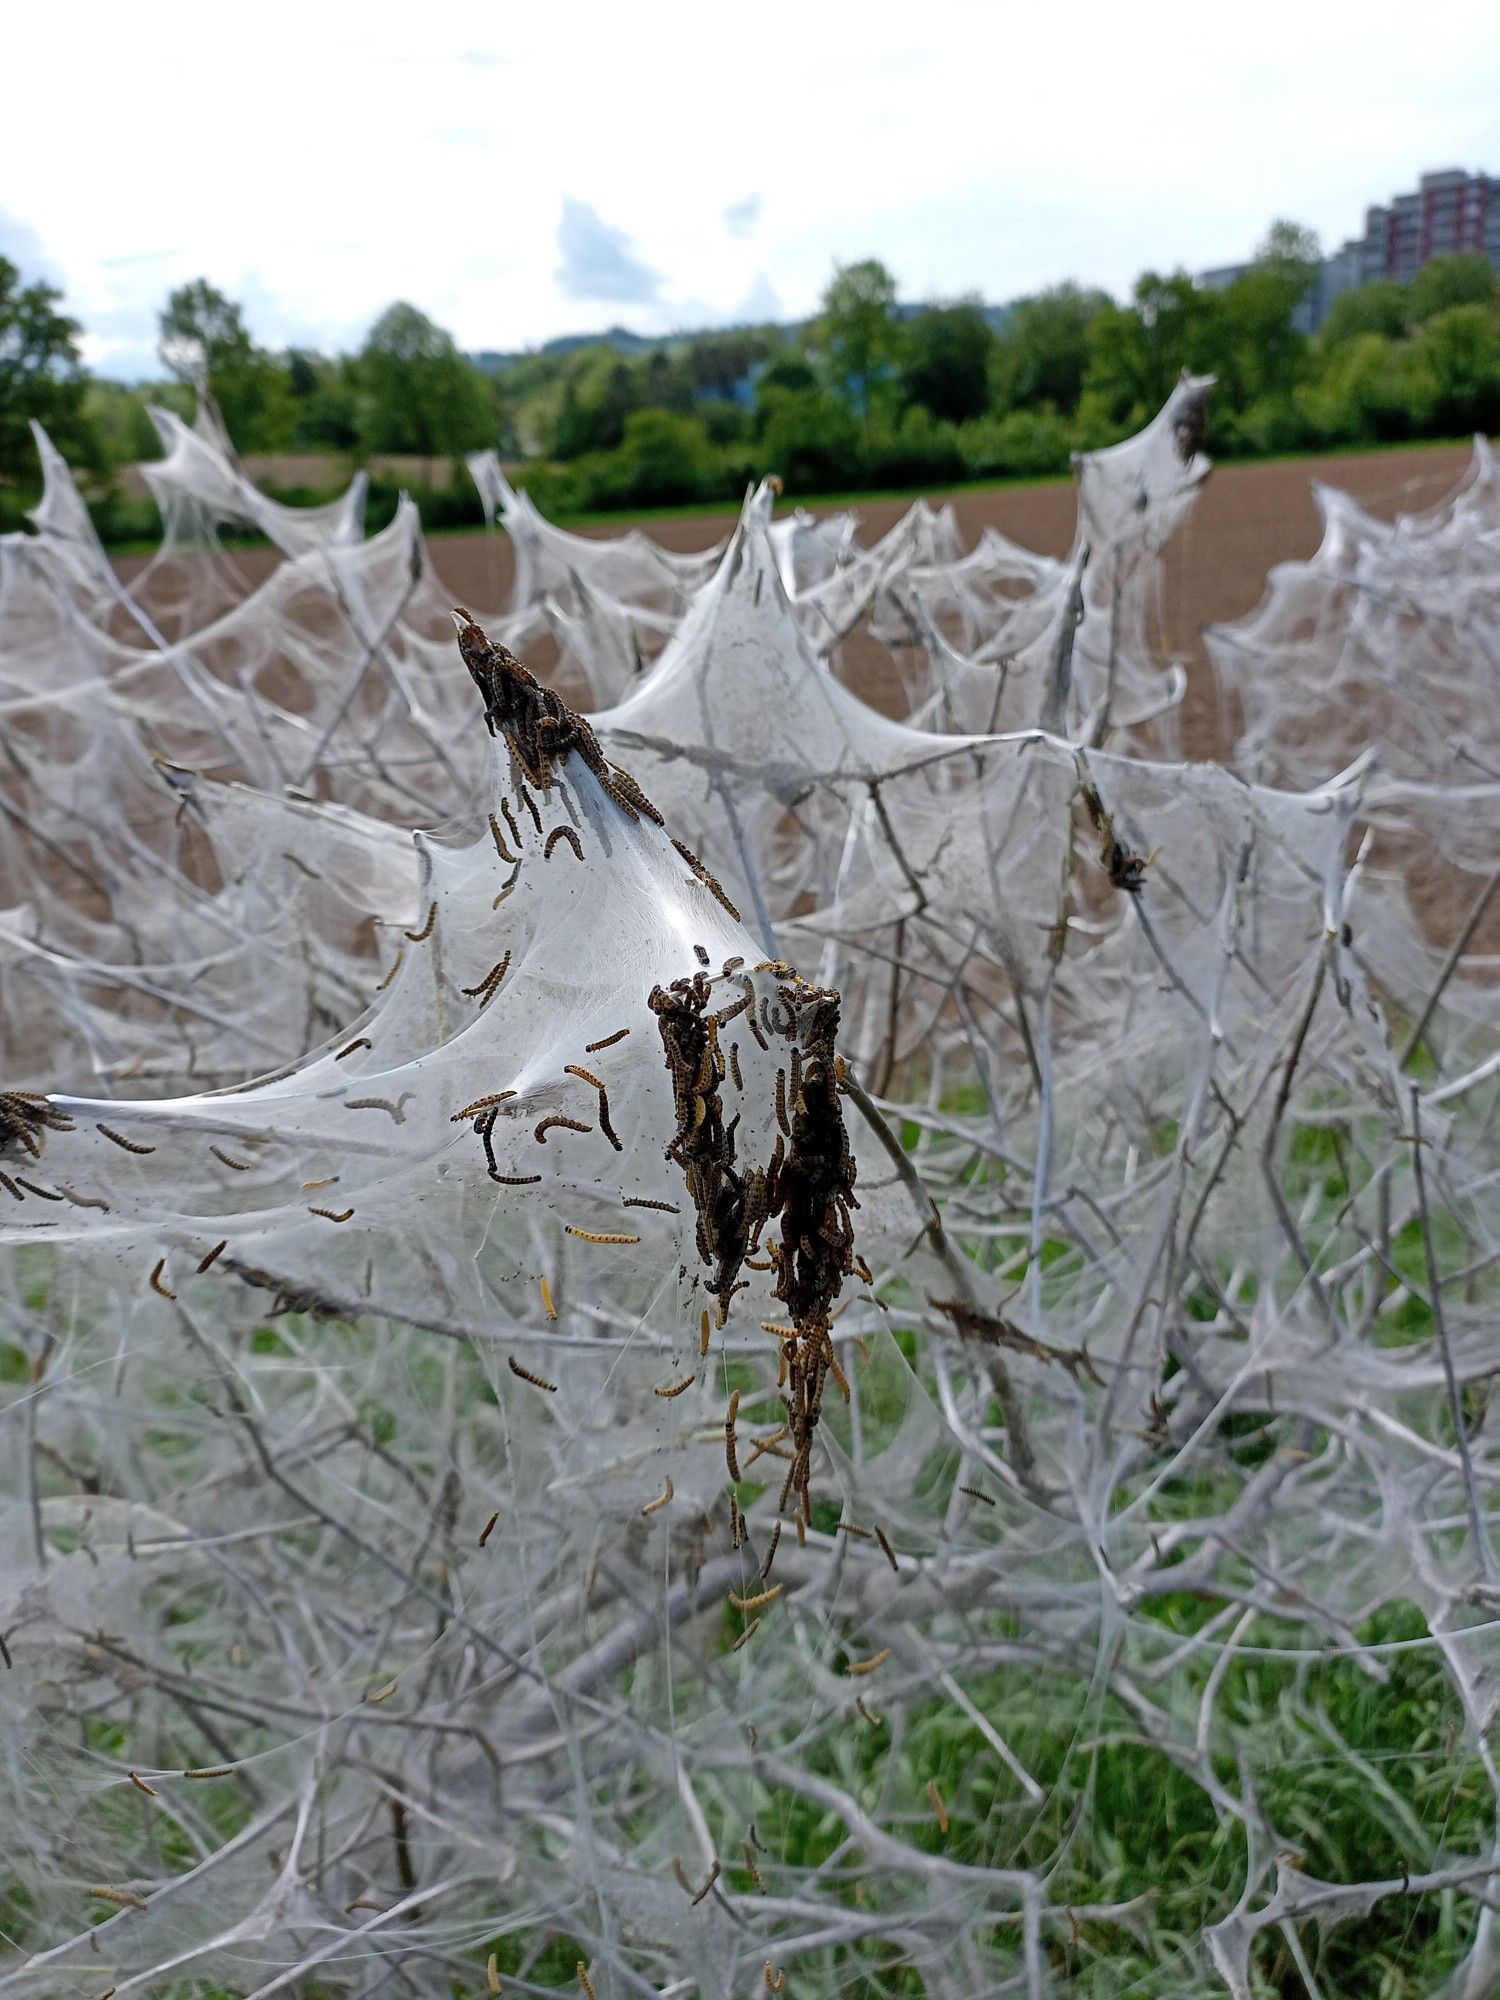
[0,389,1497,1998]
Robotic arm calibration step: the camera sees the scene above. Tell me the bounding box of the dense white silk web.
[0,391,1496,1998]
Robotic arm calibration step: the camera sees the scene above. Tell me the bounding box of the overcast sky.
[4,0,1498,379]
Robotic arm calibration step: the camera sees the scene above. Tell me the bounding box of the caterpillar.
[534,1114,591,1143]
[507,1355,557,1393]
[516,783,543,835]
[760,1523,782,1579]
[563,1066,621,1150]
[725,1391,740,1481]
[345,1095,413,1123]
[462,953,511,1006]
[543,825,584,862]
[729,1583,781,1613]
[671,836,741,920]
[96,1123,155,1155]
[57,1185,109,1211]
[451,1091,515,1121]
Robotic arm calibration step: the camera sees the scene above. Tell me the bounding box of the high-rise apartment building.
[1198,169,1498,329]
[1357,170,1499,284]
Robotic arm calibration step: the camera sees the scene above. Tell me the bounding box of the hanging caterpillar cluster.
[651,967,857,1520]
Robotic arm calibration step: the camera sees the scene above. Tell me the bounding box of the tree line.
[2,221,1499,542]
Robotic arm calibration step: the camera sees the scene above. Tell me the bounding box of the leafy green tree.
[1084,273,1222,425]
[355,302,496,456]
[1255,218,1321,290]
[641,348,693,417]
[754,348,818,400]
[552,356,641,457]
[958,405,1074,479]
[994,285,1111,414]
[1321,281,1409,345]
[1296,332,1437,444]
[684,330,776,401]
[551,380,588,459]
[1215,275,1308,409]
[903,300,994,423]
[613,409,716,505]
[1221,393,1310,458]
[158,278,295,452]
[1415,304,1500,432]
[1407,255,1497,325]
[696,397,750,445]
[1223,220,1319,401]
[287,349,360,451]
[83,380,159,465]
[864,403,966,485]
[756,384,861,491]
[816,259,902,431]
[1,257,100,483]
[159,279,251,381]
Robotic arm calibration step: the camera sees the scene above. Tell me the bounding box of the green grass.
[677,1597,1488,1999]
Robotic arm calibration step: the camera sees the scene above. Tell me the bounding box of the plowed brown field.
[117,441,1474,751]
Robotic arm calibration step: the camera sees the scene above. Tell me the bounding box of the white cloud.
[0,207,56,282]
[735,273,782,325]
[555,198,664,305]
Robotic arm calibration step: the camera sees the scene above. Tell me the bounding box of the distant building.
[1316,168,1499,324]
[1199,168,1499,331]
[1358,169,1500,284]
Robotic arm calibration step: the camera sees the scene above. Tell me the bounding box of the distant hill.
[469,301,1013,375]
[471,325,695,373]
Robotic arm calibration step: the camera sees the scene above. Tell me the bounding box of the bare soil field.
[118,451,469,499]
[116,442,1474,748]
